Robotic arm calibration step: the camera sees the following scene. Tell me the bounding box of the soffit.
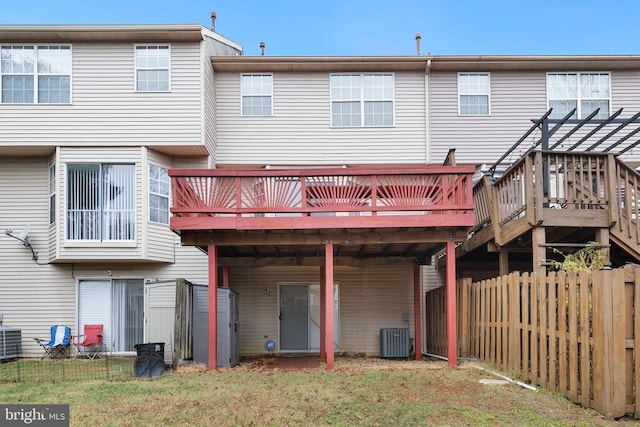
[0,25,204,43]
[211,54,640,73]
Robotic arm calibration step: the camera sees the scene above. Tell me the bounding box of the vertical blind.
[67,164,135,240]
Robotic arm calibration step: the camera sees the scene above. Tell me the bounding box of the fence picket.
[437,267,636,420]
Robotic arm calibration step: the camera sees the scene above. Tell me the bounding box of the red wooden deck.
[169,166,474,371]
[169,166,475,230]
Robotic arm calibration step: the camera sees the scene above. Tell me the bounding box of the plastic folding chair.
[73,324,104,359]
[33,325,71,359]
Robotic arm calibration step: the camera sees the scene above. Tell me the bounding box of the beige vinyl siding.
[230,265,413,356]
[203,36,217,165]
[430,69,640,166]
[215,72,427,166]
[0,157,76,354]
[0,43,204,151]
[429,71,548,166]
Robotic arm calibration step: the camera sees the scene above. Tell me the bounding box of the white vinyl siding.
[241,74,272,116]
[330,73,394,127]
[135,45,170,92]
[458,73,490,116]
[547,72,611,119]
[66,163,136,241]
[0,45,71,104]
[216,72,424,165]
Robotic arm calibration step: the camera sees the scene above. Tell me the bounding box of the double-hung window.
[241,74,272,116]
[66,164,136,241]
[458,73,490,115]
[1,45,71,104]
[135,45,170,92]
[547,72,610,119]
[49,163,56,225]
[149,164,170,224]
[331,74,394,127]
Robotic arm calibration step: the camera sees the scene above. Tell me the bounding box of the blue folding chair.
[33,325,71,359]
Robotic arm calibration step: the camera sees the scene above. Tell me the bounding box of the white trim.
[240,73,273,116]
[133,44,171,93]
[457,72,491,116]
[546,71,611,119]
[0,44,72,104]
[329,72,395,127]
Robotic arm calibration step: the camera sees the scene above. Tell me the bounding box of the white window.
[78,279,144,352]
[49,163,56,225]
[458,73,490,116]
[66,164,136,241]
[135,45,170,92]
[241,74,272,116]
[331,74,394,127]
[149,164,170,224]
[1,45,71,104]
[547,72,610,119]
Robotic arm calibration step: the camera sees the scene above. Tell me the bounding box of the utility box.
[192,286,239,368]
[380,328,409,359]
[0,326,21,362]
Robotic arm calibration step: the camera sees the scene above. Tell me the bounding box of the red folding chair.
[73,324,104,359]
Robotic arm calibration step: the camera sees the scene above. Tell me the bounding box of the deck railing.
[169,167,475,231]
[470,151,640,249]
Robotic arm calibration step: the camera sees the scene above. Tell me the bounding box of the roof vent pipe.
[260,41,265,56]
[210,12,217,32]
[415,33,421,55]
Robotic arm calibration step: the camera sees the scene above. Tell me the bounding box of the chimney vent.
[210,12,217,31]
[415,33,422,56]
[259,41,265,56]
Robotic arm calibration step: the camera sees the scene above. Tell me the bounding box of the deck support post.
[320,266,326,360]
[532,227,546,276]
[207,245,218,370]
[499,250,509,276]
[446,240,457,368]
[413,264,422,360]
[222,266,230,288]
[324,243,334,370]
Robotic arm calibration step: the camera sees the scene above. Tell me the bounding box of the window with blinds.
[66,163,135,241]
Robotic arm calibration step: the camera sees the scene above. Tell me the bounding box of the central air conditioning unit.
[0,327,22,361]
[380,328,409,359]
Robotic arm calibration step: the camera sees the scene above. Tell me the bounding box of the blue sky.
[4,1,639,56]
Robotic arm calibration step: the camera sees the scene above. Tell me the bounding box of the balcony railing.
[169,167,475,231]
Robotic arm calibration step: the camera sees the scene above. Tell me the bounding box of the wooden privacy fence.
[425,266,640,419]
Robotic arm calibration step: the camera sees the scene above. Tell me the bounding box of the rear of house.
[0,24,241,356]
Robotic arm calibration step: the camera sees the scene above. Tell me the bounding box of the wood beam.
[180,229,469,246]
[216,256,422,267]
